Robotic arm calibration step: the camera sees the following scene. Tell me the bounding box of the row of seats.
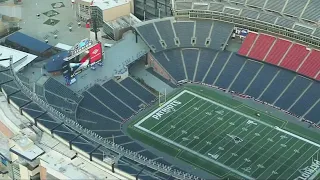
[0,74,181,180]
[238,32,320,80]
[136,20,233,52]
[151,48,320,122]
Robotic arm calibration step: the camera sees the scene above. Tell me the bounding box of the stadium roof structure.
[6,32,52,54]
[0,45,37,72]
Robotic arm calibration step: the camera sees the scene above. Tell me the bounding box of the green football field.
[128,86,320,179]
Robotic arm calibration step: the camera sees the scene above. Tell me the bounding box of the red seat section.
[248,34,276,61]
[238,32,258,56]
[265,39,292,65]
[280,44,310,71]
[298,50,320,79]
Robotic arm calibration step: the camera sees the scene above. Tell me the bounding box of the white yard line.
[219,123,261,161]
[157,98,205,136]
[166,102,213,140]
[173,105,220,142]
[222,126,267,164]
[134,90,320,180]
[263,140,302,180]
[196,112,237,152]
[284,148,319,180]
[254,137,294,178]
[203,116,247,155]
[135,125,254,180]
[235,131,281,170]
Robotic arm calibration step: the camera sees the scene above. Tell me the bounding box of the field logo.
[294,159,320,180]
[152,100,181,120]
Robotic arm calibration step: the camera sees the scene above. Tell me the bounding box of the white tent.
[0,45,37,72]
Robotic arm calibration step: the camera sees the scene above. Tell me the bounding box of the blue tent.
[45,51,69,72]
[6,32,52,54]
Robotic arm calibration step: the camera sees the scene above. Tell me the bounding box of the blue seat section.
[117,164,140,175]
[137,23,163,52]
[37,113,60,130]
[21,102,45,117]
[245,65,278,98]
[260,70,295,104]
[0,73,12,84]
[44,78,82,102]
[153,52,184,81]
[71,136,96,153]
[203,51,230,84]
[76,107,121,137]
[230,60,262,93]
[195,20,212,47]
[275,76,312,110]
[154,20,176,49]
[122,142,145,152]
[2,81,19,94]
[52,125,77,142]
[9,91,30,107]
[113,136,132,144]
[208,21,234,50]
[44,91,77,111]
[140,175,159,180]
[80,91,122,121]
[173,22,194,47]
[304,102,320,123]
[214,54,246,89]
[290,82,320,116]
[120,78,156,104]
[194,49,218,82]
[182,49,199,81]
[102,80,144,111]
[88,85,134,119]
[164,49,187,81]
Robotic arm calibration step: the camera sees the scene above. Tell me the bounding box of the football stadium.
[0,0,320,179]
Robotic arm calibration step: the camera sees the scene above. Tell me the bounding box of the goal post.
[158,88,167,106]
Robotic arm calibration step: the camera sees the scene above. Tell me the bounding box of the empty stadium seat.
[230,60,262,93]
[182,49,199,81]
[103,80,144,111]
[297,50,320,79]
[259,70,296,104]
[304,102,320,123]
[214,54,246,89]
[274,76,312,110]
[194,49,219,82]
[136,23,163,52]
[44,78,82,102]
[290,82,320,116]
[120,77,156,104]
[163,49,187,81]
[248,34,276,61]
[88,85,134,119]
[280,44,309,71]
[203,51,231,85]
[265,39,292,65]
[238,32,258,56]
[173,22,194,47]
[208,21,234,50]
[154,20,176,49]
[195,21,212,47]
[245,65,279,98]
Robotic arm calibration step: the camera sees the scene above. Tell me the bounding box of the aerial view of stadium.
[0,0,320,179]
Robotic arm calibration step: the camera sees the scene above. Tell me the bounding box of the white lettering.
[151,100,182,120]
[295,159,320,180]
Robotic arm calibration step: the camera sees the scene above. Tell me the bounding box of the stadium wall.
[147,52,174,82]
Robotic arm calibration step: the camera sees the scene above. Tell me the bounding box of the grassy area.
[128,84,320,179]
